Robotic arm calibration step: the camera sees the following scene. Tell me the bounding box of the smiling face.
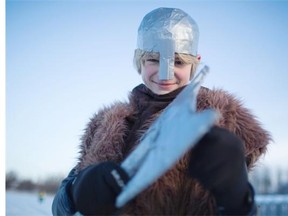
[140,52,197,95]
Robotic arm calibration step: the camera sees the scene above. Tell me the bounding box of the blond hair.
[133,48,200,79]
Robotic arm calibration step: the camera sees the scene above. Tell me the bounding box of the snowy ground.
[6,191,54,216]
[6,191,288,216]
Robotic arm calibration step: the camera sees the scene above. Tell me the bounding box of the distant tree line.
[6,171,64,194]
[6,165,288,195]
[249,166,288,194]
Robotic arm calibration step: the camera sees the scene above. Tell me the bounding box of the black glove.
[71,161,129,215]
[188,126,254,215]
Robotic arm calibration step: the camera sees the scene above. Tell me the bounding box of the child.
[52,7,271,215]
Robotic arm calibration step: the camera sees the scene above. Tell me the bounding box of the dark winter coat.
[75,84,271,215]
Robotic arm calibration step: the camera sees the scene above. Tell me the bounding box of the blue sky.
[6,0,288,181]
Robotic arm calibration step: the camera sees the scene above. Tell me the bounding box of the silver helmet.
[137,7,199,80]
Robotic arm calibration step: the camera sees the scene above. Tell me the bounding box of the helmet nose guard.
[137,7,199,80]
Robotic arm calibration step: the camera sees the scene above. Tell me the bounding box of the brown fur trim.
[76,101,133,171]
[75,87,272,214]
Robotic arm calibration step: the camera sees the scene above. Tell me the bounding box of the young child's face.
[141,54,192,95]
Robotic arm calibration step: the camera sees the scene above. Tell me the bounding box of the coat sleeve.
[197,87,272,169]
[52,102,131,215]
[52,169,77,216]
[51,111,103,215]
[51,111,105,215]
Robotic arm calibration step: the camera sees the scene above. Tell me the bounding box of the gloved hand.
[71,161,129,215]
[188,126,254,215]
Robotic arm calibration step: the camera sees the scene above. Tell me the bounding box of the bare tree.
[6,171,18,189]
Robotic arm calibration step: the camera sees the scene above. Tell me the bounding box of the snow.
[6,191,54,216]
[6,191,288,216]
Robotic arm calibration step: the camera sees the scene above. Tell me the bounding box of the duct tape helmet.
[137,7,199,80]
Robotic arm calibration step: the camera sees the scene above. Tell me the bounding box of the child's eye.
[146,59,159,63]
[175,60,184,65]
